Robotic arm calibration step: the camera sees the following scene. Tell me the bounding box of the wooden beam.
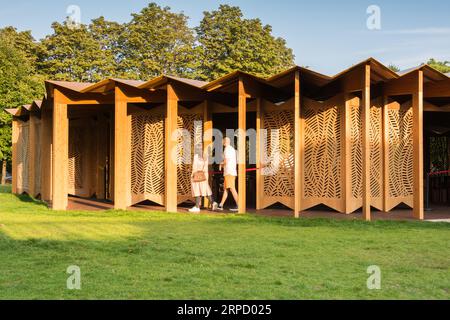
[11,118,18,194]
[238,77,247,214]
[51,88,114,105]
[114,86,131,210]
[203,100,213,208]
[362,64,372,221]
[40,110,52,202]
[294,71,301,218]
[28,115,38,197]
[256,97,262,210]
[413,70,424,220]
[52,89,69,210]
[165,83,178,213]
[342,93,352,213]
[424,79,450,98]
[383,72,418,96]
[95,113,107,199]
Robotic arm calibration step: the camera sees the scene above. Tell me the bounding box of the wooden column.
[41,109,52,202]
[413,70,424,220]
[256,97,262,210]
[28,114,38,198]
[342,93,352,213]
[96,113,107,199]
[294,71,301,217]
[203,100,213,208]
[382,96,390,212]
[52,89,69,210]
[165,83,178,213]
[11,118,18,194]
[114,86,131,210]
[361,64,371,221]
[238,77,247,214]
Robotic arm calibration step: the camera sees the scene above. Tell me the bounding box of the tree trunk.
[1,160,6,185]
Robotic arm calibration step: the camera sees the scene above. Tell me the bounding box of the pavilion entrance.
[212,112,257,209]
[424,112,450,208]
[67,106,113,202]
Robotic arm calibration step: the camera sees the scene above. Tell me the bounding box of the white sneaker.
[189,206,201,213]
[212,202,219,211]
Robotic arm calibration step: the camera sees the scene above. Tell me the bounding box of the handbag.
[192,159,207,183]
[193,171,207,183]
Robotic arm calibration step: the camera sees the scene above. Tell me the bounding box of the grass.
[0,184,449,300]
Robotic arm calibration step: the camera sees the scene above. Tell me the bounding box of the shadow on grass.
[14,193,48,208]
[0,185,48,209]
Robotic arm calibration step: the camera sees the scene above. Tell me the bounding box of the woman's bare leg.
[220,189,228,207]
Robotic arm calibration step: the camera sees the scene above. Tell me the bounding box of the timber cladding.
[8,58,450,219]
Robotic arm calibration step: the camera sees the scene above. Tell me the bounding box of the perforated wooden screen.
[130,112,166,206]
[177,112,203,204]
[260,103,295,210]
[386,101,414,210]
[68,120,94,198]
[302,96,343,212]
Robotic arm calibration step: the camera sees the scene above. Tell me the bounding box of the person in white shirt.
[218,137,239,212]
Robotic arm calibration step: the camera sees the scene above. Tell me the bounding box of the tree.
[120,3,196,79]
[427,58,450,74]
[195,5,295,80]
[0,32,44,182]
[0,27,39,65]
[89,17,125,78]
[38,21,118,82]
[388,64,400,72]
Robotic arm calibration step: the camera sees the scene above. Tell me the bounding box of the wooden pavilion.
[6,58,450,220]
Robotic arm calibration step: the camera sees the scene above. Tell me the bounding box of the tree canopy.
[195,5,295,80]
[37,21,118,82]
[0,29,44,162]
[427,59,450,74]
[120,3,196,79]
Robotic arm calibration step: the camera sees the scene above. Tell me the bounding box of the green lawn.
[0,185,449,300]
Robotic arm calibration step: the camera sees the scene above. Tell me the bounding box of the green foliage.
[427,59,450,74]
[0,29,44,162]
[120,3,196,79]
[0,113,12,161]
[195,5,295,80]
[89,17,125,78]
[388,64,400,72]
[0,27,39,64]
[38,21,120,82]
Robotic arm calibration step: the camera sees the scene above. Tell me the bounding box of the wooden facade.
[6,58,450,220]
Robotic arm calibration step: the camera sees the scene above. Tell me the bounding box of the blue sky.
[1,0,449,74]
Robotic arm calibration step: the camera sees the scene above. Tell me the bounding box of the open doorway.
[212,112,257,209]
[424,112,450,208]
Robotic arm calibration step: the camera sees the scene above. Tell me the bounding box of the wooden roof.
[398,65,449,82]
[46,80,94,92]
[139,75,207,90]
[5,57,447,112]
